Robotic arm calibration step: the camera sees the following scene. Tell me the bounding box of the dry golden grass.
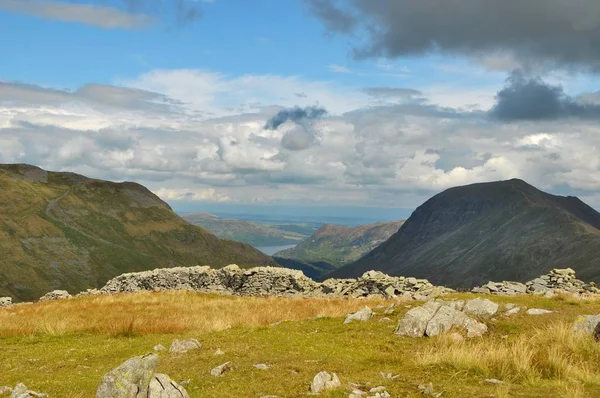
[0,291,388,337]
[417,322,600,385]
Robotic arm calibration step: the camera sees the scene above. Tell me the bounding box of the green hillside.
[274,221,404,279]
[181,212,309,246]
[0,164,275,301]
[334,179,600,288]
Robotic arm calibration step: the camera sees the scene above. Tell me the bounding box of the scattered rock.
[9,384,46,398]
[169,338,201,354]
[505,307,521,317]
[0,387,11,396]
[483,378,504,384]
[210,362,232,377]
[369,386,387,393]
[379,317,392,323]
[526,308,553,315]
[380,372,399,380]
[153,344,166,352]
[309,371,341,394]
[254,363,271,370]
[0,297,12,307]
[344,306,373,324]
[38,290,71,302]
[214,349,225,356]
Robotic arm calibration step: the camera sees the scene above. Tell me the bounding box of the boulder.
[169,339,201,354]
[148,374,189,398]
[309,371,341,394]
[395,304,440,337]
[96,354,158,398]
[39,290,71,301]
[463,298,498,317]
[344,306,373,324]
[573,314,600,335]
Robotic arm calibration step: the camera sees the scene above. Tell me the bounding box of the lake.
[255,244,296,256]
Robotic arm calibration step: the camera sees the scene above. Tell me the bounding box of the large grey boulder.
[573,314,600,334]
[9,384,46,398]
[463,298,498,317]
[395,301,440,337]
[39,290,71,302]
[169,338,201,354]
[96,354,159,398]
[0,297,11,307]
[148,374,189,398]
[425,305,487,338]
[344,306,373,324]
[309,371,341,393]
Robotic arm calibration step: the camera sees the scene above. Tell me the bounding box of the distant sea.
[255,244,296,256]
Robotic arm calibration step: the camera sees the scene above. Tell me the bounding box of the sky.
[2,0,600,218]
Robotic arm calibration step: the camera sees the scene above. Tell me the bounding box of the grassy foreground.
[2,292,600,397]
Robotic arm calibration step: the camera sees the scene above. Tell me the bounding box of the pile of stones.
[472,268,599,296]
[96,265,454,300]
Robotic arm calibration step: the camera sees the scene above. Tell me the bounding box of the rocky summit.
[472,268,600,296]
[96,265,453,300]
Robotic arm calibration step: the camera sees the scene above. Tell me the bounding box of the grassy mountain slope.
[0,164,274,301]
[334,179,600,288]
[181,212,308,246]
[273,221,404,279]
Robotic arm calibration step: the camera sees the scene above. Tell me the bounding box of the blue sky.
[2,0,600,220]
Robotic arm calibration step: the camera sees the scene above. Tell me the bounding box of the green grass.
[2,292,600,397]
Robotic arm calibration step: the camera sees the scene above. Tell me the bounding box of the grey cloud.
[0,0,153,29]
[264,105,327,130]
[0,0,204,29]
[305,0,600,70]
[489,71,600,121]
[0,81,182,113]
[281,126,321,151]
[362,87,422,98]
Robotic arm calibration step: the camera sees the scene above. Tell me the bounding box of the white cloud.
[327,64,351,74]
[3,70,600,208]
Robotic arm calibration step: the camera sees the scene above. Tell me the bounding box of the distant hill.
[0,164,275,301]
[181,212,310,246]
[273,221,404,279]
[333,179,600,288]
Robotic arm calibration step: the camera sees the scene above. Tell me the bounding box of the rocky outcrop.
[96,266,453,299]
[39,290,71,302]
[96,354,188,398]
[395,299,490,338]
[472,268,599,296]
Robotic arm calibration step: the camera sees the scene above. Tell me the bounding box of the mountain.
[0,164,275,301]
[333,179,600,288]
[181,212,309,247]
[273,221,404,280]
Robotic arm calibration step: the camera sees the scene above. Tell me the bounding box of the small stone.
[484,378,504,384]
[153,344,166,352]
[379,317,392,323]
[526,308,553,315]
[369,386,387,393]
[380,372,399,380]
[9,383,46,398]
[418,382,434,395]
[169,338,201,354]
[309,371,341,393]
[254,363,270,370]
[210,362,232,376]
[214,349,225,356]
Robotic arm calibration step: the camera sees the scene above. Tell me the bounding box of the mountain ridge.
[0,163,275,301]
[332,179,600,288]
